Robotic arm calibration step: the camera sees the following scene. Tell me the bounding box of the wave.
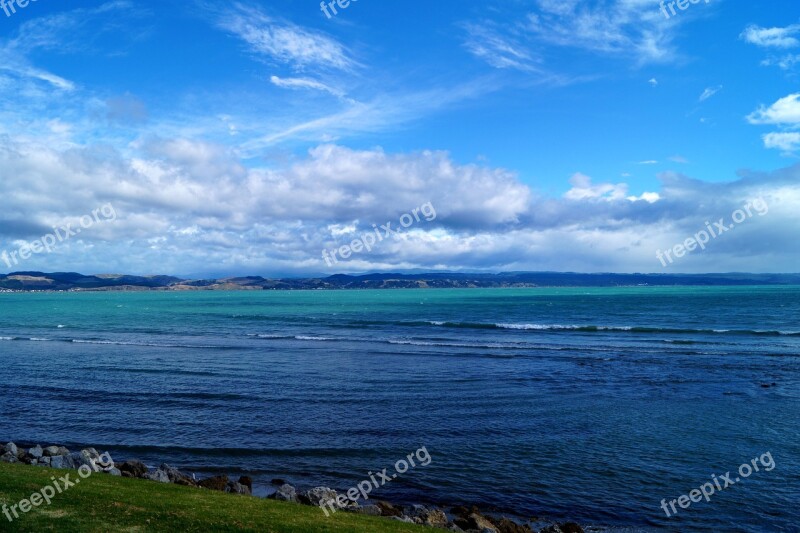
[342,318,799,336]
[248,334,336,342]
[427,322,800,337]
[0,336,238,349]
[387,339,523,350]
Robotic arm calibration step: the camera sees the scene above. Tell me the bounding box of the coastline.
[1,440,591,533]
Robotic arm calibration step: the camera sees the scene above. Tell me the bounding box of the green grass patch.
[0,463,427,532]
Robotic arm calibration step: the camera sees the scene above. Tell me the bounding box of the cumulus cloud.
[747,93,800,125]
[741,24,800,48]
[1,133,795,275]
[762,132,800,153]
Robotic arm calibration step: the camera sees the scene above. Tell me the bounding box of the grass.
[0,462,428,532]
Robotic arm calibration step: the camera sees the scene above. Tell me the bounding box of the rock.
[454,511,498,533]
[391,516,416,524]
[558,524,583,533]
[0,452,17,463]
[68,450,100,470]
[376,501,403,517]
[271,484,298,503]
[407,505,448,527]
[119,460,148,478]
[43,446,61,457]
[28,445,43,459]
[271,478,287,485]
[226,481,250,495]
[49,455,65,469]
[159,464,196,487]
[355,504,382,516]
[78,449,101,468]
[63,454,80,469]
[38,456,51,467]
[106,467,122,476]
[301,487,338,507]
[198,475,229,492]
[493,517,533,533]
[145,467,171,483]
[238,476,253,492]
[17,452,36,465]
[4,443,17,456]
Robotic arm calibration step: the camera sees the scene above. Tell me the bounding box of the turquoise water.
[0,287,798,531]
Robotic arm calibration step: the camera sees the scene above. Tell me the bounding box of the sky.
[0,0,798,277]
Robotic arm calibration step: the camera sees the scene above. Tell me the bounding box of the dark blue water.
[0,287,798,531]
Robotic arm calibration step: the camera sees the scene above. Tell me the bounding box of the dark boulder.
[199,475,229,491]
[376,501,403,517]
[119,460,148,478]
[492,517,533,533]
[238,476,253,492]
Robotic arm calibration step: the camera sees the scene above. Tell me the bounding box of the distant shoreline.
[2,271,800,292]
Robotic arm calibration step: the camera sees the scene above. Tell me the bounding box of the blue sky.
[0,0,798,276]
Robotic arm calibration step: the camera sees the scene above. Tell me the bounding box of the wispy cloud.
[761,54,800,70]
[525,0,684,64]
[239,78,498,153]
[699,85,722,102]
[461,23,540,72]
[215,2,357,72]
[270,75,347,99]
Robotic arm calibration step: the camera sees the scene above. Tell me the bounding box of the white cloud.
[525,0,684,64]
[747,93,800,125]
[270,75,346,98]
[462,23,540,72]
[0,133,797,274]
[741,24,800,48]
[216,3,357,71]
[699,85,722,102]
[648,78,658,87]
[763,132,800,153]
[668,155,689,164]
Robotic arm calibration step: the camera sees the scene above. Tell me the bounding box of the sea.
[0,286,798,532]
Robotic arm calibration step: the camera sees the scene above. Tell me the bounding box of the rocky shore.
[1,441,587,533]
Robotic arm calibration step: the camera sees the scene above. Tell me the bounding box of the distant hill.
[1,271,800,291]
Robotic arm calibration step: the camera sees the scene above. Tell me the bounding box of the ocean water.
[0,287,798,532]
